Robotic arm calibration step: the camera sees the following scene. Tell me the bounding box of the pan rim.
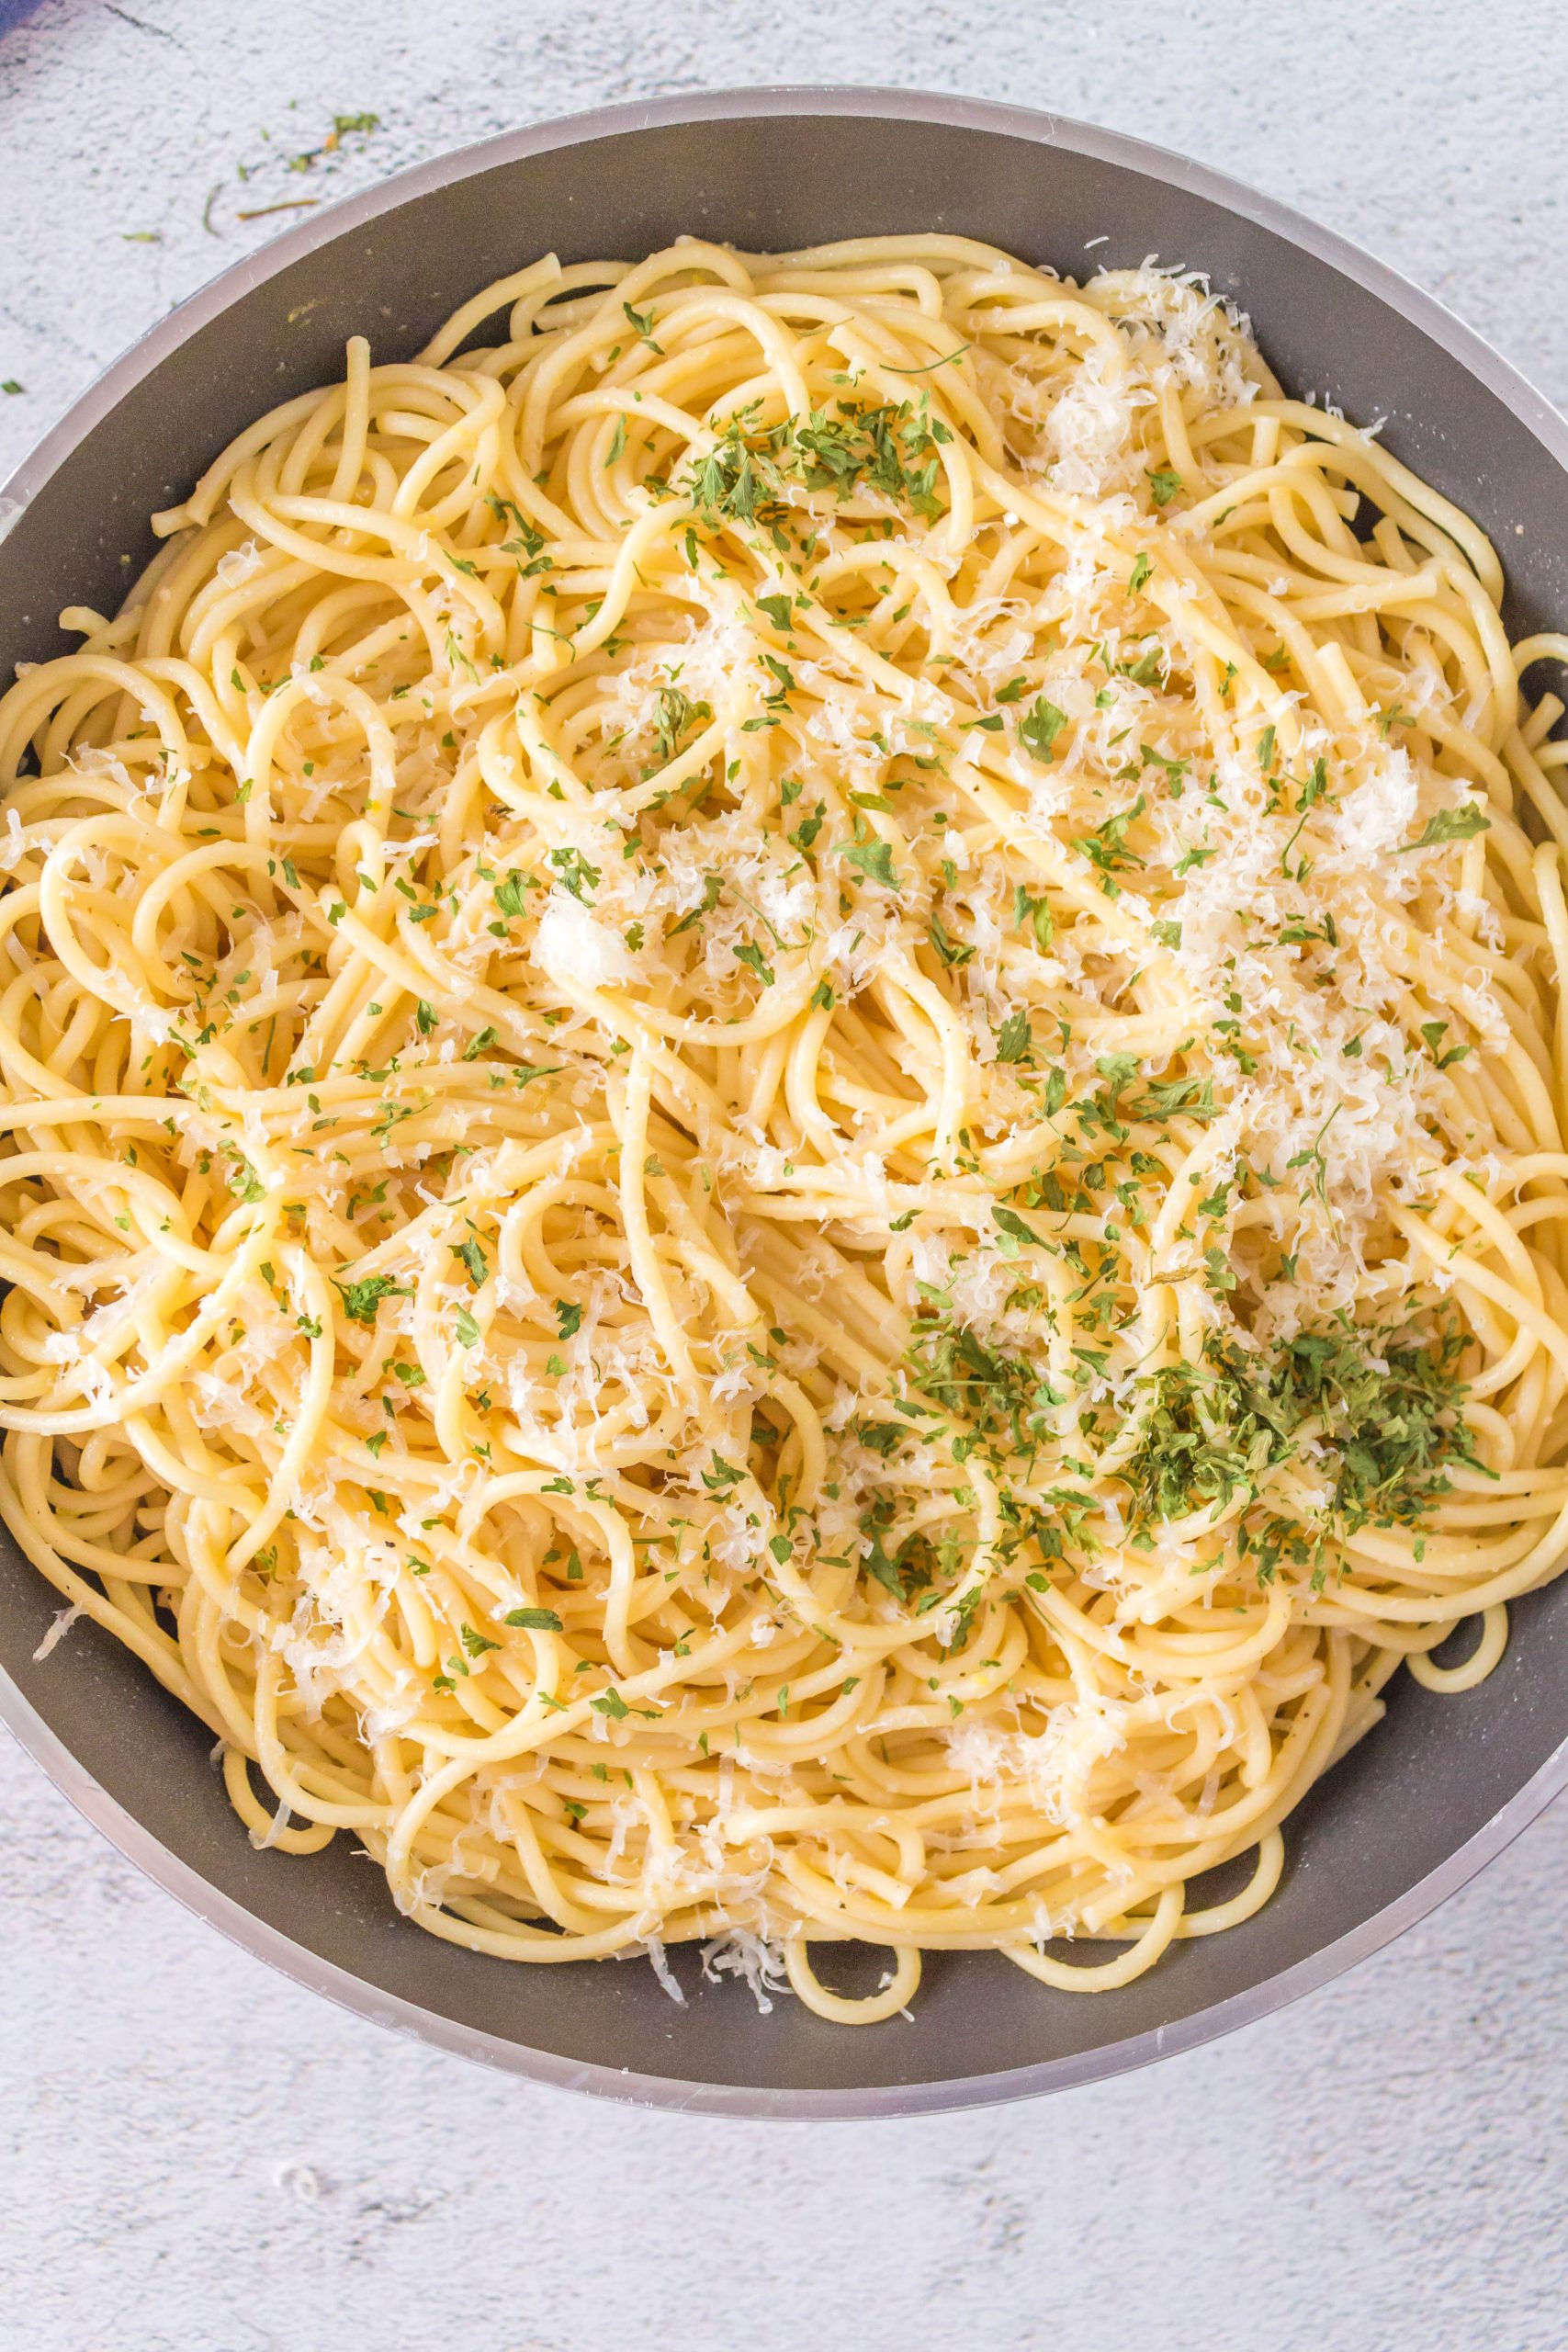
[3,81,1567,2118]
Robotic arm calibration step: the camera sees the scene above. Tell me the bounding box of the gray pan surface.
[3,87,1567,2118]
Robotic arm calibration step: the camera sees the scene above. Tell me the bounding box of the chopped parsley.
[334,1273,412,1324]
[1397,802,1491,854]
[1018,695,1067,763]
[1122,1319,1477,1536]
[837,838,898,890]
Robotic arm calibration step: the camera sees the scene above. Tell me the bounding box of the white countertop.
[2,5,1565,2346]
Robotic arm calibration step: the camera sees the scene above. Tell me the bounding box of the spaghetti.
[3,234,1567,2023]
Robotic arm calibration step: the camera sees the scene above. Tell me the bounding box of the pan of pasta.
[3,89,1568,2113]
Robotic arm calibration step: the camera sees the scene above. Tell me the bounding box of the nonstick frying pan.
[3,86,1567,2116]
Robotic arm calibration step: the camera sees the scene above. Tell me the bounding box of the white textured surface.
[2,5,1567,2345]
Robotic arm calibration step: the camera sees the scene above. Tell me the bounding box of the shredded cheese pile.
[5,234,1568,2024]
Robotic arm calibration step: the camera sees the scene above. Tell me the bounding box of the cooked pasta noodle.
[3,233,1566,2023]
